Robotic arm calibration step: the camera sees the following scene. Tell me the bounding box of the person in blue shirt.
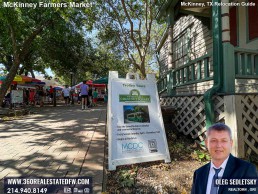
[80,81,89,110]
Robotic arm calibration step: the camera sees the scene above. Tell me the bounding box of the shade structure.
[14,75,23,82]
[0,80,17,84]
[21,76,42,84]
[29,81,46,86]
[54,86,64,90]
[23,75,41,82]
[0,75,41,83]
[41,79,60,87]
[93,77,108,84]
[20,75,33,82]
[75,82,82,88]
[75,80,106,88]
[0,75,22,82]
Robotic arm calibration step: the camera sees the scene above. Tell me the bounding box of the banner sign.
[108,71,171,170]
[11,90,23,104]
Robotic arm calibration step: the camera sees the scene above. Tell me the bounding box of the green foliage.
[168,142,186,154]
[175,142,184,150]
[192,150,211,162]
[117,167,138,188]
[0,0,102,92]
[0,1,95,102]
[95,0,163,77]
[0,0,161,102]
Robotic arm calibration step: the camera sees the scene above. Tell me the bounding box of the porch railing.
[157,75,168,93]
[157,53,212,94]
[169,53,212,88]
[235,48,258,78]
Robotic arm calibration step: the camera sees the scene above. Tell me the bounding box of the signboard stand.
[108,71,171,170]
[11,90,24,109]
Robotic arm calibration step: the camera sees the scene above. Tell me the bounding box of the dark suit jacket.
[191,154,258,194]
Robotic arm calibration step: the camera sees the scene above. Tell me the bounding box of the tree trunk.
[0,57,20,106]
[0,20,52,106]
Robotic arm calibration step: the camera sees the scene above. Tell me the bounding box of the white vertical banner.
[108,71,171,170]
[11,90,23,104]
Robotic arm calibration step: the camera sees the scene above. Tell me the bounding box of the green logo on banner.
[119,89,151,102]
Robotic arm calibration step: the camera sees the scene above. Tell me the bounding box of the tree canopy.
[95,0,165,78]
[0,0,98,103]
[0,0,162,105]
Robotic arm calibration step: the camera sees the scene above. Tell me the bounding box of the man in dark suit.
[191,123,257,194]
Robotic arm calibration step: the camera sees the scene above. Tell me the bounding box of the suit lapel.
[201,163,210,194]
[218,154,235,194]
[222,154,235,178]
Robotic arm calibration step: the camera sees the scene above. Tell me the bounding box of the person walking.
[77,90,81,104]
[49,86,54,104]
[62,85,70,106]
[36,86,45,107]
[87,85,93,108]
[80,81,89,110]
[29,88,35,106]
[92,88,98,106]
[24,88,30,105]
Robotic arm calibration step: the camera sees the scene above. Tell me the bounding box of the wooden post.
[167,8,176,96]
[222,43,235,93]
[224,95,245,158]
[53,88,56,107]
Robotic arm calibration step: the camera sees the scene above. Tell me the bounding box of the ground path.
[0,104,107,194]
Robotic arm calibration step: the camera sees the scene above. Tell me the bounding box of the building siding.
[172,15,214,94]
[235,79,258,93]
[159,38,169,77]
[176,80,214,95]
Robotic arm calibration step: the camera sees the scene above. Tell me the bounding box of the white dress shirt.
[206,156,229,194]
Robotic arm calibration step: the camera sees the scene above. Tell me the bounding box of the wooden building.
[156,0,258,159]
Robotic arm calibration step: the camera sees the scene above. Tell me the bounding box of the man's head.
[83,81,86,84]
[205,123,233,167]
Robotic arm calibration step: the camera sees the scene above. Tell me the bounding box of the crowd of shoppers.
[2,80,105,109]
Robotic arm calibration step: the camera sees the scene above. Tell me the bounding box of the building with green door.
[156,0,258,160]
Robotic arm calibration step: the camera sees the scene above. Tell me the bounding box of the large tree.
[96,0,161,78]
[0,7,53,104]
[0,0,97,104]
[89,46,130,78]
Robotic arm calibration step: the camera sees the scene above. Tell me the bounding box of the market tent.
[20,76,32,82]
[0,80,17,84]
[41,79,61,87]
[29,81,46,86]
[0,75,41,83]
[0,75,42,85]
[23,75,41,82]
[0,75,22,82]
[74,82,82,88]
[18,76,42,84]
[54,86,64,90]
[17,85,37,89]
[75,80,106,88]
[93,77,108,84]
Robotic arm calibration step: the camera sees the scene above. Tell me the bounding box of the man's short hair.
[83,81,86,84]
[206,123,232,139]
